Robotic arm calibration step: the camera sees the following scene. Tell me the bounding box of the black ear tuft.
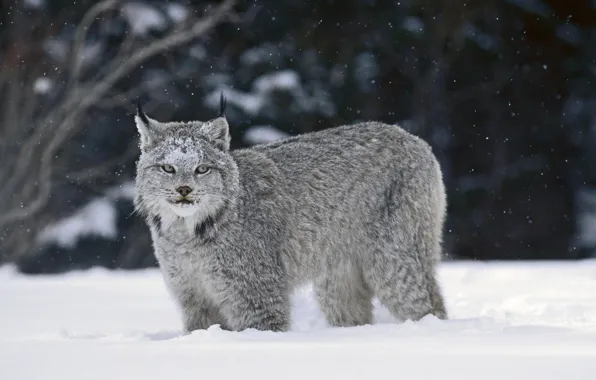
[218,92,227,118]
[136,100,149,125]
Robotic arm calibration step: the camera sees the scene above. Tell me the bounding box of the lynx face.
[134,104,237,224]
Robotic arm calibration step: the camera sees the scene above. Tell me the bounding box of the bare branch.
[66,0,120,91]
[0,0,237,227]
[76,0,235,111]
[0,112,78,226]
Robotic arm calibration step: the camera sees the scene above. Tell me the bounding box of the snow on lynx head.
[133,95,239,229]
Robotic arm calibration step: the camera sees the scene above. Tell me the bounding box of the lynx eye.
[161,164,176,174]
[195,164,211,175]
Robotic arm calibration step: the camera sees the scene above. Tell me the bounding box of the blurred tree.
[0,0,236,265]
[3,0,596,273]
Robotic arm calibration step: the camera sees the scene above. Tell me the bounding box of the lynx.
[133,96,448,333]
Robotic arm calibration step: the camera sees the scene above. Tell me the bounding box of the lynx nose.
[176,186,193,197]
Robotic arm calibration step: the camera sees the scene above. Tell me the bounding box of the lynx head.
[133,95,238,231]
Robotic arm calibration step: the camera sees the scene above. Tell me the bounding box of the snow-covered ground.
[2,261,596,379]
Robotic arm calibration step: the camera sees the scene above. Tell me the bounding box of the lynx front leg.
[178,290,228,333]
[215,272,291,332]
[163,276,228,333]
[220,290,290,332]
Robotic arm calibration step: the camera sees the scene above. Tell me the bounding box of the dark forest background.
[0,0,594,274]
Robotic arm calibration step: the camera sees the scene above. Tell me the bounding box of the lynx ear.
[201,117,230,151]
[135,103,164,149]
[201,93,230,150]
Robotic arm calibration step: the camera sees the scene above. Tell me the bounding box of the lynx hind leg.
[427,273,447,319]
[367,167,448,322]
[367,197,448,321]
[365,248,446,322]
[314,261,374,327]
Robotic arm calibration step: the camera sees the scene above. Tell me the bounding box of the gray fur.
[133,110,448,333]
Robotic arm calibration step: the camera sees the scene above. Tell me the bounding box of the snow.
[206,71,303,116]
[205,70,336,117]
[253,70,301,93]
[37,182,135,249]
[165,3,188,23]
[353,52,379,93]
[189,44,208,60]
[105,181,136,200]
[24,0,44,8]
[2,261,596,379]
[240,44,284,67]
[43,39,103,67]
[33,77,53,94]
[207,87,264,116]
[402,17,424,34]
[243,125,291,145]
[37,198,117,249]
[43,38,68,62]
[121,3,167,36]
